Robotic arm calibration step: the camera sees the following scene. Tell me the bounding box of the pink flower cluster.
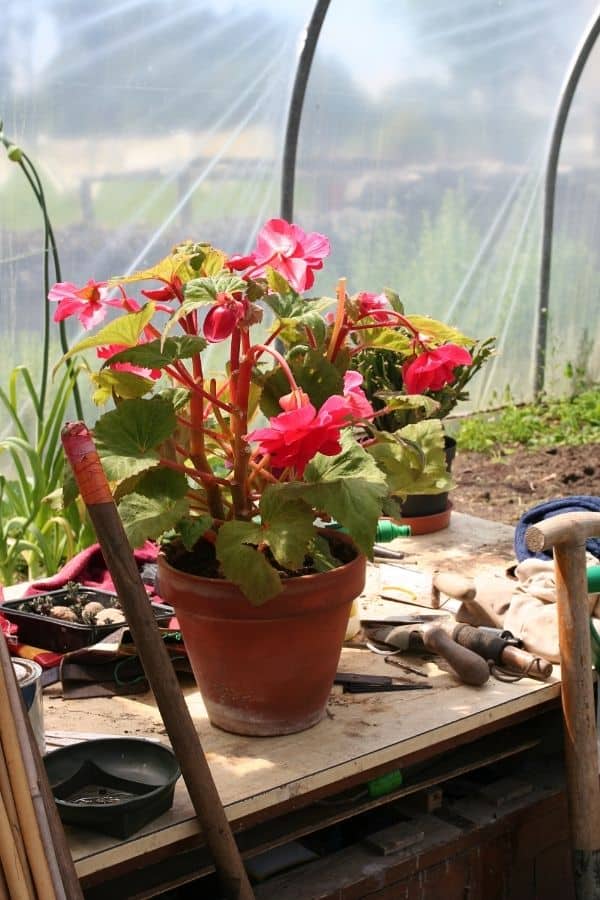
[402,344,472,394]
[229,218,330,292]
[48,217,475,484]
[246,372,374,476]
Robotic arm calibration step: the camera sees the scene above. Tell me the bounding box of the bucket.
[12,659,45,755]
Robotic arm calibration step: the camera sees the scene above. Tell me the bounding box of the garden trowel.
[363,620,490,686]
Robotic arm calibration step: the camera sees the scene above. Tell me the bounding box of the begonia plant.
[53,219,459,604]
[354,307,495,435]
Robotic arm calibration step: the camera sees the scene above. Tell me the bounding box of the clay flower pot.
[157,535,366,736]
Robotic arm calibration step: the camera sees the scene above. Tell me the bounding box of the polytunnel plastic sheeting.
[294,0,600,409]
[0,0,313,395]
[0,0,598,421]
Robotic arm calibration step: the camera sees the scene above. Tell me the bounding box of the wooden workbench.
[38,513,563,895]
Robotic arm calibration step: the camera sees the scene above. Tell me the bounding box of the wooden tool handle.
[500,645,553,679]
[62,422,255,900]
[421,626,490,686]
[431,572,476,605]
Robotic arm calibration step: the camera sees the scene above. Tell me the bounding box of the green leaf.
[383,289,404,313]
[376,392,440,418]
[110,248,205,287]
[357,326,413,353]
[55,305,156,367]
[183,273,247,303]
[310,534,340,572]
[216,521,283,605]
[263,293,332,346]
[91,370,156,404]
[100,336,207,370]
[265,267,294,295]
[201,249,228,276]
[367,420,453,496]
[135,466,189,499]
[258,350,343,418]
[94,398,177,481]
[258,490,315,570]
[177,515,215,550]
[118,491,189,547]
[404,315,473,347]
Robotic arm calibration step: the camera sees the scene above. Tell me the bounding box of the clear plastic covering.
[1,0,599,419]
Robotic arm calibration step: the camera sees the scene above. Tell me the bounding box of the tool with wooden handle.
[525,510,600,900]
[364,623,490,686]
[61,422,255,900]
[439,622,554,680]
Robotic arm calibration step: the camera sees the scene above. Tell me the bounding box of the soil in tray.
[1,583,173,653]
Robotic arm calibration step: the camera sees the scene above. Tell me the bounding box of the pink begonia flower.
[356,291,392,323]
[246,393,359,476]
[203,293,247,343]
[343,371,375,420]
[97,344,162,380]
[49,280,122,330]
[402,344,473,394]
[233,219,330,292]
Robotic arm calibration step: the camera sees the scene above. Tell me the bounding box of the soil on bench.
[452,443,599,525]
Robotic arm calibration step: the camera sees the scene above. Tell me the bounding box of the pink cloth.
[25,541,159,597]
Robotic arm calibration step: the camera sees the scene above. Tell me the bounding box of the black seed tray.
[1,587,174,653]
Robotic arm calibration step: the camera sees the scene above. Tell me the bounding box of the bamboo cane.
[0,858,11,900]
[0,643,60,900]
[0,630,84,900]
[61,422,255,900]
[0,786,35,900]
[0,741,36,898]
[526,511,600,900]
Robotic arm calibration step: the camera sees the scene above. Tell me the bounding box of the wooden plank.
[51,669,559,881]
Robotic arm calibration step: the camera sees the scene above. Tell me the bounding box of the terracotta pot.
[395,501,453,535]
[157,535,366,736]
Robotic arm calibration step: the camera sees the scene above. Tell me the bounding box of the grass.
[456,386,600,454]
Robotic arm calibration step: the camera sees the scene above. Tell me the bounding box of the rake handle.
[62,422,254,900]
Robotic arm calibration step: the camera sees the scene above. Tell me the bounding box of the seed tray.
[1,587,174,653]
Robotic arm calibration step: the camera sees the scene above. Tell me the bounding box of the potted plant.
[352,302,495,532]
[52,218,449,735]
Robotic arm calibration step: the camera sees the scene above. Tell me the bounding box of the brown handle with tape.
[446,622,554,680]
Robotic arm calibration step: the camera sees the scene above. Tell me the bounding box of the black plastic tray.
[1,588,174,653]
[44,737,181,838]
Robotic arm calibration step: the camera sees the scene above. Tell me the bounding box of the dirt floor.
[452,443,599,525]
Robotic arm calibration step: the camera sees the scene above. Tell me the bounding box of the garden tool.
[436,622,554,680]
[363,621,490,686]
[62,422,255,900]
[525,510,600,900]
[333,672,431,692]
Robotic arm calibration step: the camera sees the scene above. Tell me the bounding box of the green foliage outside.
[456,386,600,454]
[0,127,93,585]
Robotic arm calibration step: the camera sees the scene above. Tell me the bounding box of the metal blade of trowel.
[365,623,490,686]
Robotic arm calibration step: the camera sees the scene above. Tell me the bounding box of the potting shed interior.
[1,2,600,899]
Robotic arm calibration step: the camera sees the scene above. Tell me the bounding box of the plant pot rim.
[157,528,361,588]
[394,501,453,535]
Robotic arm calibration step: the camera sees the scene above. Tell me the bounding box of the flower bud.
[7,144,22,162]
